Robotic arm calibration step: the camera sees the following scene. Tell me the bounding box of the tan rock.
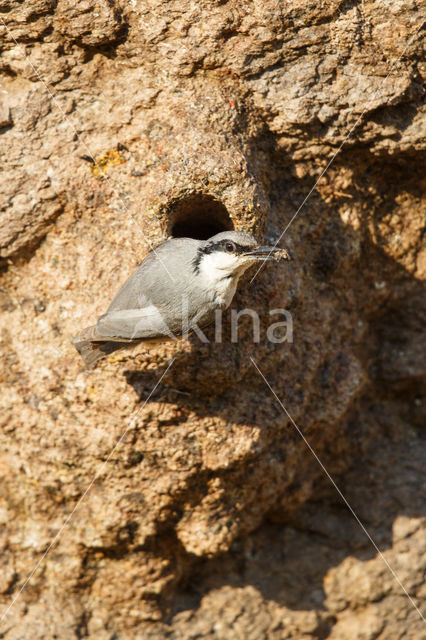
[0,0,424,637]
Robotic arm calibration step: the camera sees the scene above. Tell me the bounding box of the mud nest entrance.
[168,195,234,240]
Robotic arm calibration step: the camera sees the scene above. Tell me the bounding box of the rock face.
[0,1,425,638]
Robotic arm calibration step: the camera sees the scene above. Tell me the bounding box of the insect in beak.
[245,246,291,262]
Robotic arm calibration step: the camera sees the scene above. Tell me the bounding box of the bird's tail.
[72,325,128,368]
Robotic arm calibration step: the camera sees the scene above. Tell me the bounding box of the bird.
[72,230,290,367]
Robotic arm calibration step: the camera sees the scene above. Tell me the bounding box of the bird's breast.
[212,277,238,309]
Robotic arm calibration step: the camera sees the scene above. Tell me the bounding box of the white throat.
[199,252,243,308]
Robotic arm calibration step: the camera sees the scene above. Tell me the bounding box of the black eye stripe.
[192,240,253,273]
[213,240,247,254]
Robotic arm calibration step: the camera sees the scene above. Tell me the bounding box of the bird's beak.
[245,246,291,262]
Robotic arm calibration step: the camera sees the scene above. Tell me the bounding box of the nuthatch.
[72,231,290,367]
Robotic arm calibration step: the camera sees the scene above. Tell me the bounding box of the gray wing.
[96,306,176,340]
[93,237,206,340]
[106,238,203,313]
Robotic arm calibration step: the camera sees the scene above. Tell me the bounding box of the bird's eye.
[225,241,235,252]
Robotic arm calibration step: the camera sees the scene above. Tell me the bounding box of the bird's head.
[193,231,290,281]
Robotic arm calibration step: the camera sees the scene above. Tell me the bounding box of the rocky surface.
[0,1,425,638]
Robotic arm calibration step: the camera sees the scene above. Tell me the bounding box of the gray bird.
[72,231,290,367]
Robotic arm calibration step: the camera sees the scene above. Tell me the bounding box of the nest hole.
[168,195,234,240]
